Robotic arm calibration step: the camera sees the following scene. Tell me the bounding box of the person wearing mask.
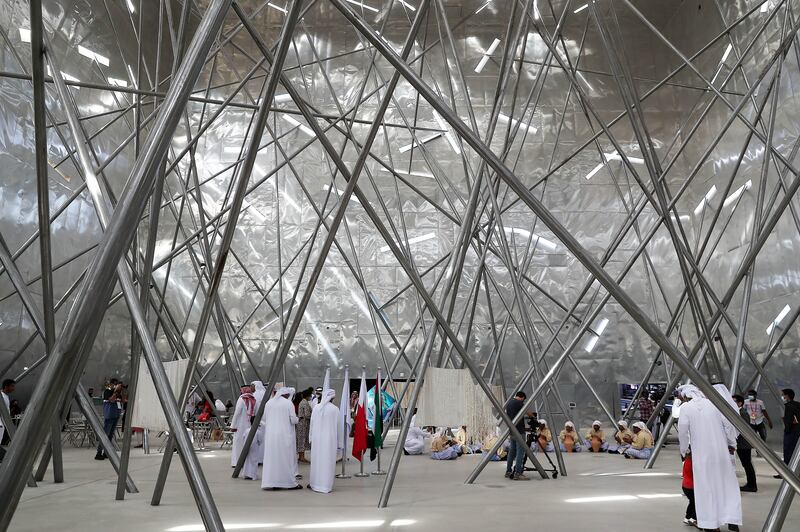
[296,388,313,464]
[624,422,654,459]
[780,388,800,471]
[586,420,608,452]
[308,389,342,493]
[261,386,301,490]
[743,389,772,441]
[95,379,124,460]
[677,384,742,531]
[504,391,528,480]
[732,395,757,492]
[559,421,582,452]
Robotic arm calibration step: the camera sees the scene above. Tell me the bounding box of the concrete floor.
[9,432,800,531]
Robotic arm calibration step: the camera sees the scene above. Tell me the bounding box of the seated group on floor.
[404,424,488,460]
[405,417,656,462]
[531,419,655,459]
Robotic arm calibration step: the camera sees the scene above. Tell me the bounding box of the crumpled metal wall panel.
[0,0,797,433]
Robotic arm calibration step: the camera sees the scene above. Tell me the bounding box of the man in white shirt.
[744,389,773,441]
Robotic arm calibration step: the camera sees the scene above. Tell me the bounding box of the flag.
[352,370,368,461]
[322,367,331,393]
[338,366,351,451]
[373,369,383,448]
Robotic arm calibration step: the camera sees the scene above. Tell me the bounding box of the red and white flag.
[351,370,368,461]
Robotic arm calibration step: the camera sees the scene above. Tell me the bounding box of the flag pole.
[336,365,351,479]
[355,365,370,477]
[372,366,386,475]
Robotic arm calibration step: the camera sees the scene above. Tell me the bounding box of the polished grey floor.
[11,433,800,531]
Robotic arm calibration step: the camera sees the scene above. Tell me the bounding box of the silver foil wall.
[0,0,798,435]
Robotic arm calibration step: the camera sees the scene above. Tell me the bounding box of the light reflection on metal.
[693,185,718,215]
[474,37,500,73]
[723,180,752,208]
[766,304,791,335]
[0,0,798,527]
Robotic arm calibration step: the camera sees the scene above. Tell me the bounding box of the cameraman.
[504,391,529,480]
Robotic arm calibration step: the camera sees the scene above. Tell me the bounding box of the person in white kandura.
[252,380,267,411]
[230,384,255,468]
[238,380,269,479]
[404,425,427,455]
[308,389,343,493]
[677,384,742,531]
[261,386,300,490]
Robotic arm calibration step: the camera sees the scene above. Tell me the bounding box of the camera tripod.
[523,435,559,478]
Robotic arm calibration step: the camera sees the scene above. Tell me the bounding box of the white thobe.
[261,395,299,489]
[0,392,9,444]
[309,402,342,493]
[252,384,267,466]
[679,397,742,529]
[404,426,426,455]
[230,397,250,467]
[240,423,263,480]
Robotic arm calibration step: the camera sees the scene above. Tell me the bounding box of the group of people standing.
[678,384,800,531]
[229,381,343,493]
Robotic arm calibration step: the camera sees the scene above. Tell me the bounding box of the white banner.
[130,358,188,432]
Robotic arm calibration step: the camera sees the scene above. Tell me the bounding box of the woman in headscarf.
[295,388,313,463]
[608,419,634,454]
[559,421,582,452]
[534,419,553,452]
[586,420,608,452]
[624,421,654,459]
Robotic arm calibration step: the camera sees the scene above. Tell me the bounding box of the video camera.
[524,412,540,445]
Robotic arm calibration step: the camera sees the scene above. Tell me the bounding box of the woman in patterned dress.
[296,388,313,463]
